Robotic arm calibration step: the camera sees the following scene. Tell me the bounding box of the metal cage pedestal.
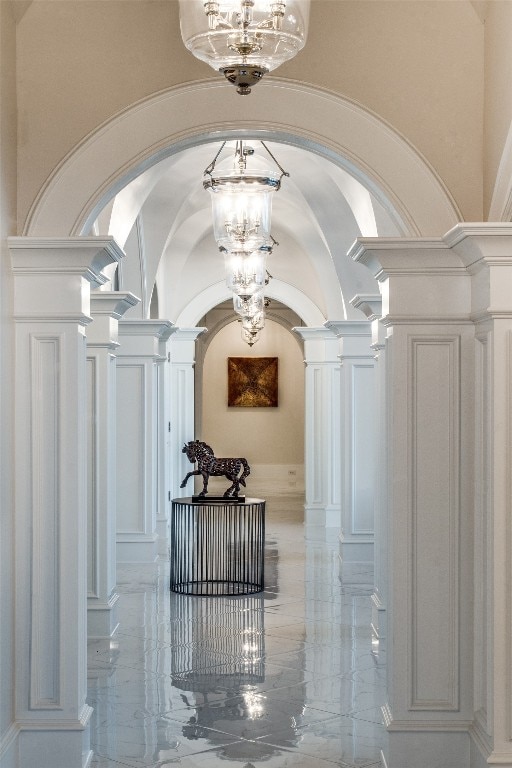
[170,497,265,596]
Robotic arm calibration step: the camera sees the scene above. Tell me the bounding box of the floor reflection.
[88,493,386,767]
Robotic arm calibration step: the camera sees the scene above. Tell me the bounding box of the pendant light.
[204,140,287,253]
[179,0,310,95]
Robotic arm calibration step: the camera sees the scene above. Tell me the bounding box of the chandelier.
[179,0,310,95]
[204,140,286,344]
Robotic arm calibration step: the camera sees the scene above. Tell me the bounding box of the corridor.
[87,495,386,768]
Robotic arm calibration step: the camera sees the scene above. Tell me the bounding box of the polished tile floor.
[87,494,386,767]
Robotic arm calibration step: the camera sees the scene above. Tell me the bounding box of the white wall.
[200,318,305,497]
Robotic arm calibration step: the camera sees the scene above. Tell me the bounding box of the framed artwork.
[228,357,278,407]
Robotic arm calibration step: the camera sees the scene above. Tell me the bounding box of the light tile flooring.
[87,494,386,767]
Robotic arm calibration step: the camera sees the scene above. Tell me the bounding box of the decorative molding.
[22,79,460,241]
[409,336,460,711]
[90,291,139,319]
[118,319,175,341]
[0,723,19,763]
[87,356,98,599]
[350,294,383,321]
[9,236,124,278]
[16,703,93,730]
[116,363,146,533]
[30,335,61,710]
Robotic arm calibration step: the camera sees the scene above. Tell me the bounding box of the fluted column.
[351,236,474,768]
[87,291,139,638]
[116,319,175,562]
[328,318,376,583]
[294,327,341,528]
[446,224,512,768]
[9,236,123,768]
[168,328,206,500]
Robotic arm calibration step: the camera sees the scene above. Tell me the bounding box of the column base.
[304,503,340,528]
[156,517,169,556]
[371,591,386,665]
[382,725,470,768]
[0,724,18,768]
[18,705,93,768]
[87,592,119,639]
[338,535,374,584]
[116,533,158,563]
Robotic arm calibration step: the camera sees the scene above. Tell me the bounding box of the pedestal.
[170,498,265,596]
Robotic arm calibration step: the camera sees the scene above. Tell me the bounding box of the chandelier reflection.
[204,140,286,345]
[179,0,311,95]
[169,591,305,757]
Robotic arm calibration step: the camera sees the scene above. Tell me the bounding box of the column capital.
[169,328,207,365]
[326,319,373,361]
[349,237,460,281]
[89,292,140,349]
[292,325,338,342]
[350,294,382,322]
[349,237,470,324]
[90,291,140,319]
[118,319,176,360]
[444,223,512,267]
[444,224,512,320]
[293,326,340,364]
[9,236,124,283]
[351,295,385,349]
[326,319,372,337]
[10,236,125,323]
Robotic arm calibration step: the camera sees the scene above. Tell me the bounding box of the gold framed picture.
[227,357,278,407]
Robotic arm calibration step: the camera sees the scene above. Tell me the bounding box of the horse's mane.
[191,440,214,455]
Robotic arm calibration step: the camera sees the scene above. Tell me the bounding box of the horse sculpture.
[180,440,250,499]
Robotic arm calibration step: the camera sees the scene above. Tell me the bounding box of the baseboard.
[87,593,119,639]
[116,533,159,563]
[0,723,18,768]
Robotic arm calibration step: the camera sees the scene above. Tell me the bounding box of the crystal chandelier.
[179,0,310,95]
[204,140,286,344]
[204,140,287,253]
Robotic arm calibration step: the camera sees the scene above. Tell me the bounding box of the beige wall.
[483,1,512,216]
[16,0,484,232]
[201,318,305,495]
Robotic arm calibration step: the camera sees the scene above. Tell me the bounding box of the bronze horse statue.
[180,440,250,498]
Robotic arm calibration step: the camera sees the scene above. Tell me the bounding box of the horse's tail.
[239,458,251,487]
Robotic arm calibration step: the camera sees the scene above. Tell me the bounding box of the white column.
[351,296,387,662]
[9,236,123,768]
[351,237,475,768]
[116,319,175,562]
[294,326,341,529]
[87,291,139,639]
[328,319,376,583]
[156,337,171,556]
[447,224,512,768]
[168,328,206,499]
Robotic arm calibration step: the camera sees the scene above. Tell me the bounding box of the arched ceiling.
[96,139,400,324]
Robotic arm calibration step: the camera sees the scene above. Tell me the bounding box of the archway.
[23,78,460,239]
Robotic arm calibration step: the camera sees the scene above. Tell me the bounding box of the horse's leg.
[198,470,209,497]
[223,473,237,498]
[180,470,199,488]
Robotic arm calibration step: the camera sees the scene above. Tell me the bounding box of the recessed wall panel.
[410,337,459,711]
[351,364,375,534]
[117,364,145,533]
[30,336,61,709]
